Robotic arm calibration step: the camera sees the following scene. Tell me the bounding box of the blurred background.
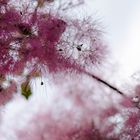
[86,0,140,79]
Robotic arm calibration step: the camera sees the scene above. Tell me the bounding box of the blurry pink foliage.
[0,0,140,140]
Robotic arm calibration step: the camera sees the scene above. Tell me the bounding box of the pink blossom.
[0,0,139,140]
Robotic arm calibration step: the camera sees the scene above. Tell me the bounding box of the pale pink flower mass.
[0,0,140,140]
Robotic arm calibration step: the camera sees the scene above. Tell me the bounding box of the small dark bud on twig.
[41,81,44,85]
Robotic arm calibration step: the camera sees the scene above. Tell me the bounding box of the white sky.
[86,0,140,79]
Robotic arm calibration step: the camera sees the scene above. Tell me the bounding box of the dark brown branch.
[86,72,125,96]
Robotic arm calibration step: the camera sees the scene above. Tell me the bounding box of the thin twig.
[86,72,125,96]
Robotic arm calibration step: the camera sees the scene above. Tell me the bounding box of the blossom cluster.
[0,0,139,140]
